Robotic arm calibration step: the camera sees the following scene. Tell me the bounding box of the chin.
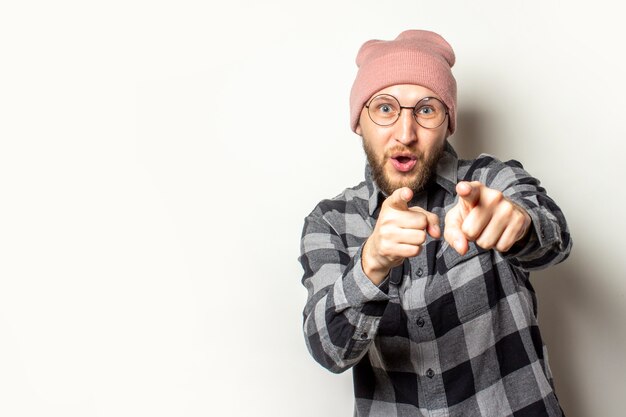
[385,179,417,194]
[386,171,417,187]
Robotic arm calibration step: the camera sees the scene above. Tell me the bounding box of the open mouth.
[390,154,417,172]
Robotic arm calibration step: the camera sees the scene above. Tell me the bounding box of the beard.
[362,140,444,196]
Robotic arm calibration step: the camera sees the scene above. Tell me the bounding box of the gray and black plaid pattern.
[299,143,572,417]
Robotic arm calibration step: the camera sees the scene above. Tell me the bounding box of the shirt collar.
[366,141,459,216]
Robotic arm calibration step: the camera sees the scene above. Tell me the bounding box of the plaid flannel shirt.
[299,142,572,417]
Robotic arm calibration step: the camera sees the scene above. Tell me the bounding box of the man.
[299,30,572,417]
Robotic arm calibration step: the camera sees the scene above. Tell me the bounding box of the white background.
[1,1,625,416]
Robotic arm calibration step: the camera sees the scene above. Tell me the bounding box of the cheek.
[361,127,388,148]
[421,129,447,149]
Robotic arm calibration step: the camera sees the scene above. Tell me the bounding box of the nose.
[394,107,418,145]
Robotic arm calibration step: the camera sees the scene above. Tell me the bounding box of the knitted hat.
[350,30,457,135]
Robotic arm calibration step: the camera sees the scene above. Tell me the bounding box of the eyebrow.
[368,95,443,107]
[402,97,441,107]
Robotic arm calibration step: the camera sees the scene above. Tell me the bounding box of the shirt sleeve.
[462,155,573,270]
[299,205,390,373]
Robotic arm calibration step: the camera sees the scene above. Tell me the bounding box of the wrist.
[362,239,391,285]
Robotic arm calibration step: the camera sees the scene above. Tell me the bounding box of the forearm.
[300,212,390,372]
[464,155,572,269]
[504,198,572,269]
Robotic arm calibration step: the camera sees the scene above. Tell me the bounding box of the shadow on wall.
[450,109,619,417]
[531,259,584,416]
[449,108,490,160]
[532,244,626,417]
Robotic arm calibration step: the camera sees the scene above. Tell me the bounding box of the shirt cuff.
[341,245,391,310]
[505,204,561,258]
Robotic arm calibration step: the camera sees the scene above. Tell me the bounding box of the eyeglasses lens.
[367,95,447,129]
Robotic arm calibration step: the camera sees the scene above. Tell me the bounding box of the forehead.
[370,84,441,103]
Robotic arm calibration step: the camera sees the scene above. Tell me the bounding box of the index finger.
[384,187,413,211]
[456,181,481,208]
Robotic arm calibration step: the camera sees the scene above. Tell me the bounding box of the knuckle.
[379,224,395,238]
[407,245,421,257]
[491,188,504,200]
[378,238,391,252]
[461,224,478,240]
[507,214,523,231]
[496,241,512,252]
[415,215,427,229]
[476,236,494,250]
[501,202,514,216]
[485,190,504,206]
[512,214,525,228]
[379,245,392,258]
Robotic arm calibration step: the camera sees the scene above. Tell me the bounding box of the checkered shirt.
[299,143,572,417]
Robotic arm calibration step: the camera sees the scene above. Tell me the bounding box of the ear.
[355,123,362,136]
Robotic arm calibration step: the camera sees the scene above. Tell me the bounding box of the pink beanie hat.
[350,30,457,135]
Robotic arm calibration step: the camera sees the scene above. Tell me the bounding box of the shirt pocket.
[435,241,495,322]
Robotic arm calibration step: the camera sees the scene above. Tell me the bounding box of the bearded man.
[299,30,572,417]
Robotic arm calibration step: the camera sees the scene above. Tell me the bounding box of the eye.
[415,105,441,119]
[416,106,435,115]
[378,104,393,113]
[367,95,400,124]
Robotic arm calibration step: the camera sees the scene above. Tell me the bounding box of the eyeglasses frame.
[364,94,449,129]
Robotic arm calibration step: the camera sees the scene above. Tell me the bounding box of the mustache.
[384,146,422,159]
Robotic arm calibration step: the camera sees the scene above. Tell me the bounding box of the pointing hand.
[444,181,532,255]
[362,187,441,284]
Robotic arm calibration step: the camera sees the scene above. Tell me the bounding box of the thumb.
[456,181,481,208]
[444,207,469,255]
[385,187,412,211]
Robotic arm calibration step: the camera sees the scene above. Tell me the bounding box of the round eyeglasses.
[364,94,449,129]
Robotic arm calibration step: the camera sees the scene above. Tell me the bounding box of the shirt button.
[416,317,425,327]
[416,268,423,277]
[426,369,434,379]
